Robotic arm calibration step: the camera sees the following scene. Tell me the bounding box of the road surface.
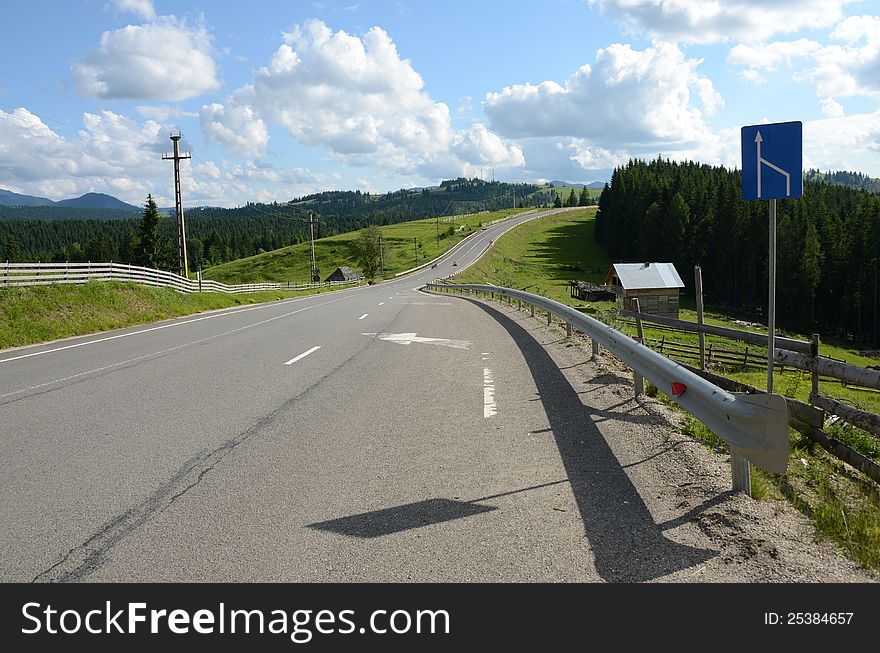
[0,208,872,583]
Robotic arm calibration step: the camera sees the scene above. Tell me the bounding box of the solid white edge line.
[284,346,322,365]
[483,367,497,418]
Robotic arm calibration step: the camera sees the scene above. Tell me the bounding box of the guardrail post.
[3,260,7,287]
[566,322,573,338]
[592,338,600,358]
[530,304,535,318]
[547,310,552,326]
[517,298,522,311]
[731,452,752,496]
[507,295,511,306]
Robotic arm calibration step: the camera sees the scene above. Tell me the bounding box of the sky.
[1,0,879,208]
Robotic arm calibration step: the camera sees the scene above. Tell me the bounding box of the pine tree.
[579,187,590,206]
[5,234,21,263]
[553,193,562,208]
[136,195,170,269]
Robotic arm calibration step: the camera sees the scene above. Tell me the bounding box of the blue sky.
[1,0,878,207]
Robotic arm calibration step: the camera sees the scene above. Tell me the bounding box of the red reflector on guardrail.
[671,382,687,397]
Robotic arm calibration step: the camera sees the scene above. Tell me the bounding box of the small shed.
[325,266,361,283]
[604,262,684,317]
[570,280,616,302]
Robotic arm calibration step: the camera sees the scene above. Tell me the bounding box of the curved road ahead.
[4,207,853,584]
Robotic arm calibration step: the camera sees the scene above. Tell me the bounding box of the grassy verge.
[457,206,880,572]
[205,208,532,285]
[0,281,338,350]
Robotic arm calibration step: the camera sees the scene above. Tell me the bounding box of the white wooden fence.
[0,261,360,295]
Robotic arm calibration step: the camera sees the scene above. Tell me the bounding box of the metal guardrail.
[0,261,361,295]
[425,282,791,494]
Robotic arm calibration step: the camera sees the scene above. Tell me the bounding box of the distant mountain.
[0,188,55,206]
[56,193,139,211]
[549,180,607,189]
[0,188,139,211]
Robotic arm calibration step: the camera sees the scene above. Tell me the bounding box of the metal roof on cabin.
[608,263,684,290]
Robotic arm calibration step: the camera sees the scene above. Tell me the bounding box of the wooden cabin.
[604,262,684,317]
[325,266,361,282]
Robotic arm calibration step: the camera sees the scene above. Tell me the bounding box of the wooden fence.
[621,307,880,483]
[0,261,361,295]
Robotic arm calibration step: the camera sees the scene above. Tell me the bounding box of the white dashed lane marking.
[284,346,321,365]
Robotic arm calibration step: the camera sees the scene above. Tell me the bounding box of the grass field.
[450,205,880,571]
[205,208,531,285]
[0,282,341,350]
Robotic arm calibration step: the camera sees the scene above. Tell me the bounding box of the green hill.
[205,209,530,284]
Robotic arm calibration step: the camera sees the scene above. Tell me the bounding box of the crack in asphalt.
[30,346,368,583]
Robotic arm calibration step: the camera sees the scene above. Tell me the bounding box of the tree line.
[595,158,880,343]
[0,179,547,268]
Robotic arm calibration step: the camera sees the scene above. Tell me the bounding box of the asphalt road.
[2,208,604,582]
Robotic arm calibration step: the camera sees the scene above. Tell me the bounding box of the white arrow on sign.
[755,131,791,199]
[362,332,471,349]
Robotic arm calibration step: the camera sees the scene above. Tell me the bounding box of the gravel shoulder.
[478,296,877,583]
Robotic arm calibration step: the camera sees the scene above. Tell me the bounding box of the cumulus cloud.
[803,110,880,171]
[821,97,844,118]
[587,0,855,44]
[110,0,156,21]
[484,42,721,151]
[0,107,170,201]
[728,14,880,98]
[72,16,220,100]
[201,20,523,178]
[807,15,880,97]
[200,89,270,158]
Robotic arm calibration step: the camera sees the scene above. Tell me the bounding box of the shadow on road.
[467,299,716,582]
[308,297,717,581]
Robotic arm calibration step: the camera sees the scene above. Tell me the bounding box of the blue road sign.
[741,121,802,200]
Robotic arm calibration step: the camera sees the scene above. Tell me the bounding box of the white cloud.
[820,97,844,118]
[727,15,880,98]
[200,89,270,158]
[202,19,523,179]
[484,42,721,151]
[727,39,822,71]
[110,0,156,21]
[807,15,880,97]
[135,105,199,121]
[803,110,880,172]
[72,16,220,100]
[587,0,855,44]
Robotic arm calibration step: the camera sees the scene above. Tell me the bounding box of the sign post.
[740,119,802,493]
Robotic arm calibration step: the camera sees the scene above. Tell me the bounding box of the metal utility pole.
[768,198,777,393]
[162,133,191,278]
[307,210,319,282]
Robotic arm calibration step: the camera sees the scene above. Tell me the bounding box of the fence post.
[695,265,706,370]
[632,298,645,396]
[810,333,820,402]
[3,260,7,287]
